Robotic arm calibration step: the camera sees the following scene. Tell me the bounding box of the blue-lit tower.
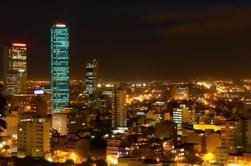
[50,24,69,113]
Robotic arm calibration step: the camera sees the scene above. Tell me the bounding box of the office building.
[85,59,98,95]
[50,24,69,113]
[112,86,127,128]
[3,43,27,95]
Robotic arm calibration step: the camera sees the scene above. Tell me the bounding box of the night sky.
[1,0,251,81]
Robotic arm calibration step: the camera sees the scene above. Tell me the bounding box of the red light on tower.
[12,43,26,47]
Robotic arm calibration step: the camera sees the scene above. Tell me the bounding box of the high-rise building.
[214,118,251,164]
[50,24,69,113]
[17,113,51,158]
[221,120,244,154]
[85,59,98,95]
[112,86,127,128]
[3,43,27,95]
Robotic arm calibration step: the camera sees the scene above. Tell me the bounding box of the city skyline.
[1,1,251,165]
[1,1,251,81]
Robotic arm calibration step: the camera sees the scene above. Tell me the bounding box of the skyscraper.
[85,59,98,95]
[50,24,69,113]
[112,86,127,128]
[3,43,27,95]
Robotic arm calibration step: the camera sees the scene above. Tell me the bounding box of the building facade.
[85,59,98,95]
[17,113,51,157]
[112,87,127,128]
[50,24,69,113]
[221,120,244,154]
[3,43,27,95]
[52,108,86,135]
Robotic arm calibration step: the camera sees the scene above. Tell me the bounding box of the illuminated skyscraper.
[50,24,69,113]
[85,59,98,95]
[112,86,127,128]
[3,43,27,95]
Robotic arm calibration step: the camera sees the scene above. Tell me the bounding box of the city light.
[12,43,26,47]
[55,24,66,27]
[107,154,118,165]
[203,152,216,163]
[1,2,251,166]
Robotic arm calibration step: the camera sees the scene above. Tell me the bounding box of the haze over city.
[1,0,251,80]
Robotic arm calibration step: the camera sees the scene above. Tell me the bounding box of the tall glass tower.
[50,24,69,113]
